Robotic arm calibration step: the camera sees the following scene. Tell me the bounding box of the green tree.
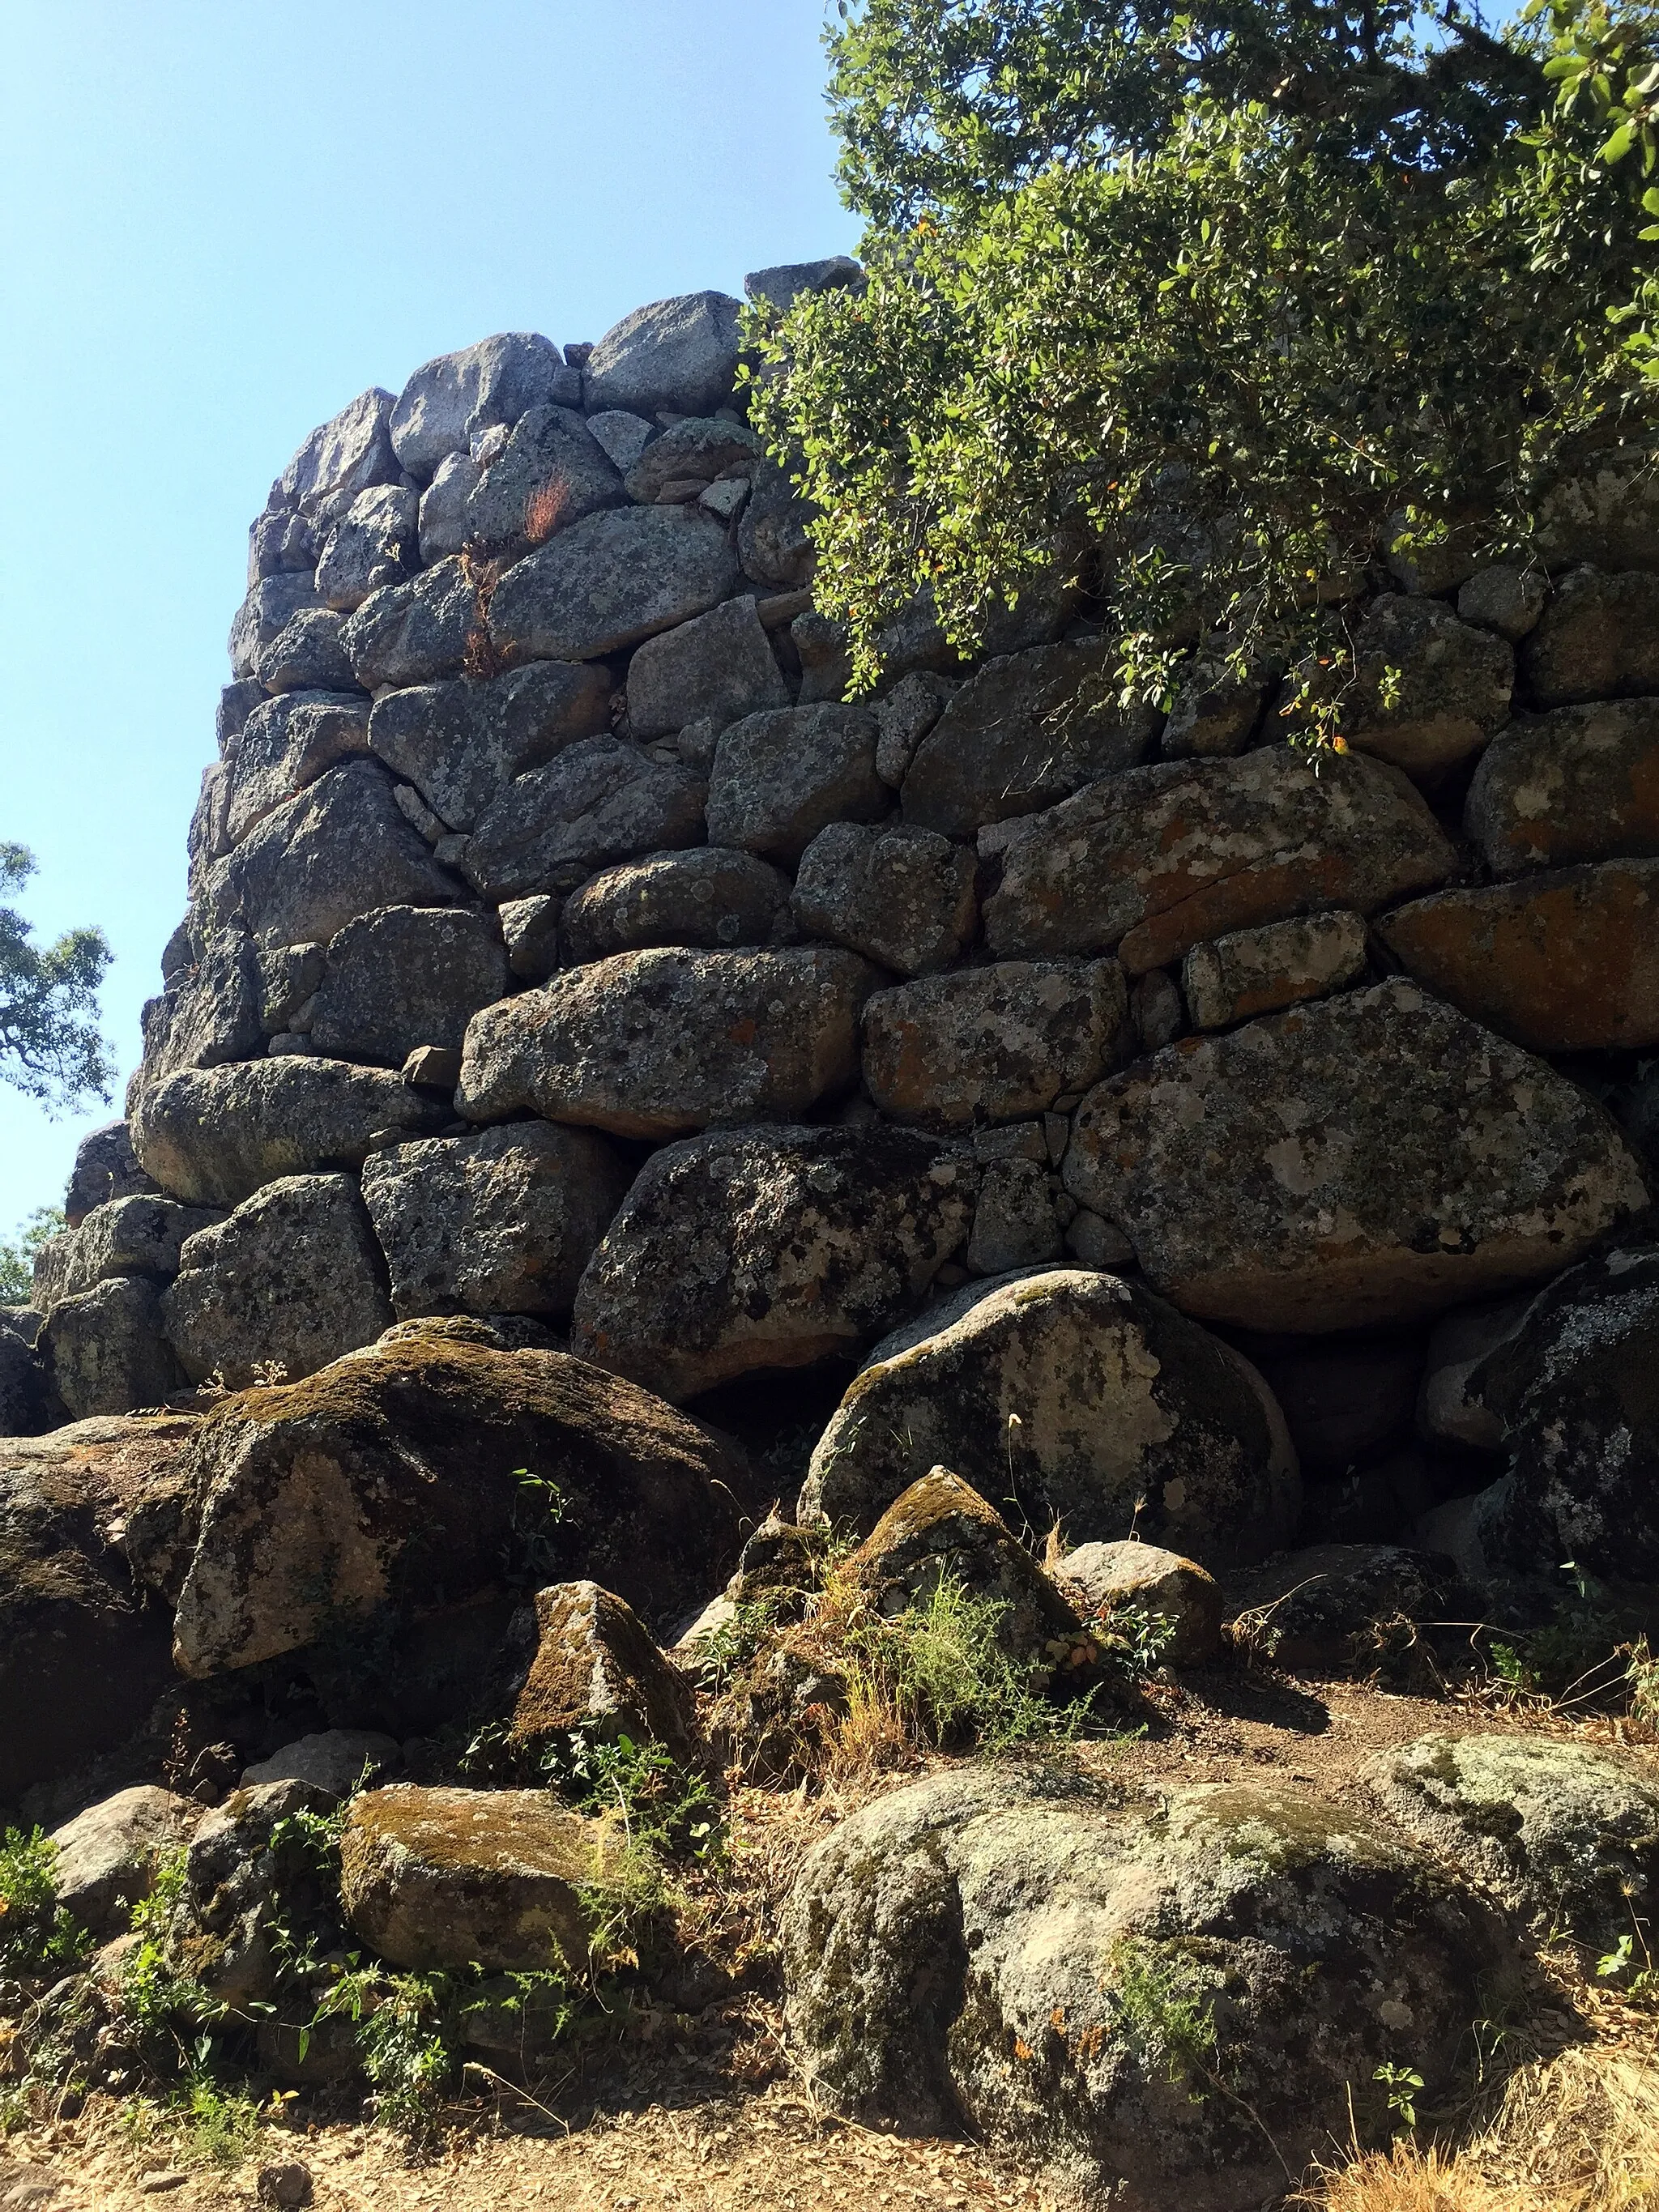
[748,0,1659,713]
[0,843,112,1110]
[0,1207,62,1304]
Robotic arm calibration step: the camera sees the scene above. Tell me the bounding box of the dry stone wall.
[8,256,1659,1592]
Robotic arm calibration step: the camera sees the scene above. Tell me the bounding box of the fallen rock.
[367,661,612,832]
[1466,697,1659,878]
[1380,859,1659,1051]
[783,1767,1516,2210]
[488,505,737,663]
[984,748,1456,969]
[131,1059,450,1208]
[223,759,463,949]
[171,1324,752,1673]
[459,735,706,902]
[241,1729,400,1796]
[1056,1540,1222,1666]
[171,1776,334,2007]
[1341,594,1513,777]
[625,595,788,738]
[1182,910,1368,1029]
[802,1268,1299,1565]
[862,961,1128,1128]
[49,1785,198,1939]
[1063,981,1648,1332]
[1225,1545,1460,1672]
[457,947,874,1139]
[706,704,885,864]
[463,404,625,556]
[1366,1733,1659,1949]
[313,486,419,612]
[225,692,371,848]
[1519,566,1659,706]
[901,641,1157,836]
[30,1197,224,1319]
[360,1123,630,1319]
[339,1784,614,1971]
[341,558,475,691]
[503,1579,697,1761]
[561,847,792,960]
[792,821,978,975]
[570,1124,976,1401]
[45,1278,186,1418]
[308,906,510,1065]
[161,1174,394,1388]
[390,332,577,478]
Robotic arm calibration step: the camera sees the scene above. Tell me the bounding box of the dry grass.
[522,475,571,546]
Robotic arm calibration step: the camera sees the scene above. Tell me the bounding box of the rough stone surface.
[416,451,481,564]
[271,387,401,526]
[368,662,612,833]
[792,822,978,976]
[802,1268,1299,1566]
[460,736,706,901]
[361,1124,630,1319]
[984,749,1456,969]
[862,961,1128,1129]
[1535,453,1659,571]
[31,1197,223,1319]
[258,606,358,696]
[623,416,761,505]
[65,1123,159,1229]
[241,1729,400,1796]
[308,906,510,1065]
[872,673,953,787]
[965,1157,1064,1274]
[1520,566,1659,706]
[342,558,475,691]
[131,1058,450,1208]
[1249,1340,1423,1480]
[1466,697,1659,877]
[1417,1294,1533,1451]
[339,1784,613,1972]
[585,411,656,474]
[1226,1545,1460,1672]
[458,947,875,1139]
[45,1278,186,1419]
[1380,859,1659,1052]
[583,291,742,420]
[0,1319,50,1440]
[1367,1733,1659,1947]
[1341,594,1513,776]
[625,595,787,738]
[499,894,562,981]
[1056,1541,1223,1666]
[224,760,463,949]
[1062,981,1648,1332]
[131,928,266,1091]
[169,1776,334,2009]
[171,1323,754,1676]
[744,257,863,312]
[560,847,793,961]
[738,456,817,591]
[504,1579,696,1760]
[902,641,1158,837]
[1161,641,1276,759]
[314,485,419,612]
[463,403,625,556]
[161,1174,394,1388]
[1457,564,1548,641]
[1183,910,1368,1029]
[49,1785,198,1939]
[782,1767,1516,2212]
[706,704,885,864]
[226,693,372,848]
[390,333,576,478]
[229,576,322,681]
[570,1124,977,1401]
[488,506,737,663]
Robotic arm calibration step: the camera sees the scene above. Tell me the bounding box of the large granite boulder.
[1340,594,1512,777]
[223,760,463,948]
[738,454,817,590]
[1468,1242,1659,1579]
[502,1579,696,1762]
[360,1124,631,1319]
[64,1123,159,1228]
[783,1767,1516,2212]
[984,749,1456,969]
[161,1175,394,1388]
[1367,1734,1659,1950]
[367,660,612,831]
[560,847,793,960]
[131,1058,450,1208]
[31,1196,223,1319]
[459,735,706,901]
[583,291,742,419]
[487,506,737,663]
[313,485,419,612]
[901,641,1158,836]
[308,906,510,1065]
[792,821,978,976]
[44,1278,188,1419]
[225,692,371,848]
[131,929,265,1088]
[802,1269,1299,1564]
[1518,566,1659,706]
[270,386,401,527]
[457,947,875,1139]
[341,557,476,690]
[170,1323,754,1676]
[706,703,885,863]
[1062,981,1648,1332]
[1380,860,1659,1052]
[390,333,577,478]
[625,595,787,738]
[862,961,1128,1128]
[570,1124,977,1401]
[48,1784,199,1940]
[462,403,625,557]
[228,574,322,681]
[1466,697,1659,876]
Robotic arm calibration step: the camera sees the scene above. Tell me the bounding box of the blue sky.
[0,1,859,1237]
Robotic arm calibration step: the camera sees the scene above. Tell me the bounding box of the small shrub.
[175,2073,262,2168]
[1104,1936,1220,2095]
[550,1728,723,1862]
[0,1829,89,1980]
[119,1849,221,2060]
[523,475,571,546]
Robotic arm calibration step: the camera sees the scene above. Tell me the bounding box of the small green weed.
[119,1849,221,2059]
[0,1828,89,1979]
[1373,2059,1425,2132]
[506,1466,567,1582]
[313,1967,457,2141]
[550,1728,723,1860]
[175,2073,262,2168]
[1105,1937,1219,2095]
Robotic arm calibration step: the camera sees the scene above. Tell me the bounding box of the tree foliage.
[748,0,1659,708]
[0,843,112,1110]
